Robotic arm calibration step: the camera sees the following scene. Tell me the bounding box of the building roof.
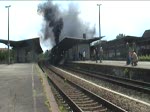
[105,36,139,45]
[51,37,100,53]
[142,30,150,38]
[100,36,141,50]
[0,38,43,54]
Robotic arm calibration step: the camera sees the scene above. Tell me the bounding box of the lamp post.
[97,4,101,39]
[5,5,11,65]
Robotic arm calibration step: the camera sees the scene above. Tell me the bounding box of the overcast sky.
[0,1,150,51]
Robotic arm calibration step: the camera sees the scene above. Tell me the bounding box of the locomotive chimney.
[83,33,86,40]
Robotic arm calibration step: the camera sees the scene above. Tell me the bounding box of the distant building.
[97,30,150,60]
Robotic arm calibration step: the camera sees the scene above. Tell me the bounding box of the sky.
[0,1,150,51]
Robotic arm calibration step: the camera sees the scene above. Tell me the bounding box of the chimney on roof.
[83,33,86,40]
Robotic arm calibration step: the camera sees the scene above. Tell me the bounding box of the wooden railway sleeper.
[81,105,106,111]
[76,102,99,107]
[71,97,91,101]
[68,94,89,99]
[74,99,94,104]
[66,91,84,95]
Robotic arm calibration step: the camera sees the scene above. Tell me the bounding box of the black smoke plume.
[38,1,63,45]
[52,18,63,44]
[38,1,95,46]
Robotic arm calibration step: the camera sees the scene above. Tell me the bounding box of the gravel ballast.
[50,65,150,112]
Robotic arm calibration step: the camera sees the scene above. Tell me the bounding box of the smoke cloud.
[38,1,95,45]
[60,3,96,40]
[38,1,63,45]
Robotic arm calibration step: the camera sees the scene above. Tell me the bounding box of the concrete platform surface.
[73,60,150,69]
[0,64,49,112]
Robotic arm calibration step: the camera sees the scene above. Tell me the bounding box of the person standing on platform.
[95,47,98,63]
[127,51,131,65]
[131,50,138,66]
[99,47,103,63]
[79,52,81,60]
[93,48,96,61]
[83,50,86,61]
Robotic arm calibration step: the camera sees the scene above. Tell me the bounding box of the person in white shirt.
[131,50,138,66]
[83,50,86,61]
[99,47,103,63]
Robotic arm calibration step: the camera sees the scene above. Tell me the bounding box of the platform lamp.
[5,5,11,65]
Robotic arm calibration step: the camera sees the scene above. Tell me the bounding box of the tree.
[0,49,15,63]
[38,50,50,60]
[116,33,125,39]
[0,50,8,62]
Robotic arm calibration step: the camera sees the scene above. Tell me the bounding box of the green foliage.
[139,55,150,61]
[38,50,50,60]
[0,50,8,61]
[0,49,15,63]
[124,68,129,75]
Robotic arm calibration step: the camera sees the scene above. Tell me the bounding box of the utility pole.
[5,5,11,65]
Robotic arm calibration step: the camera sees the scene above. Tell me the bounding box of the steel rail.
[62,65,150,94]
[43,67,83,112]
[46,65,127,112]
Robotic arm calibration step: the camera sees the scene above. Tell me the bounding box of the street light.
[97,4,101,39]
[5,5,11,65]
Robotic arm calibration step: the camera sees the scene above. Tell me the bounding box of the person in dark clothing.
[95,48,98,63]
[126,51,131,65]
[93,48,96,61]
[79,52,81,60]
[99,47,103,63]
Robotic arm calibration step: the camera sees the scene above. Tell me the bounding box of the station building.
[50,29,150,63]
[50,37,99,64]
[0,38,43,63]
[99,30,150,60]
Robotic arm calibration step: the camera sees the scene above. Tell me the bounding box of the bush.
[139,55,150,61]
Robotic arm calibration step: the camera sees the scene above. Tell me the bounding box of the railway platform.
[68,60,150,83]
[73,60,150,70]
[0,63,58,112]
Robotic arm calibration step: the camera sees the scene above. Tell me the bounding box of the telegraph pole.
[5,5,11,65]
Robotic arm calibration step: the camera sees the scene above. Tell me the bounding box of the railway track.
[43,66,126,112]
[62,65,150,94]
